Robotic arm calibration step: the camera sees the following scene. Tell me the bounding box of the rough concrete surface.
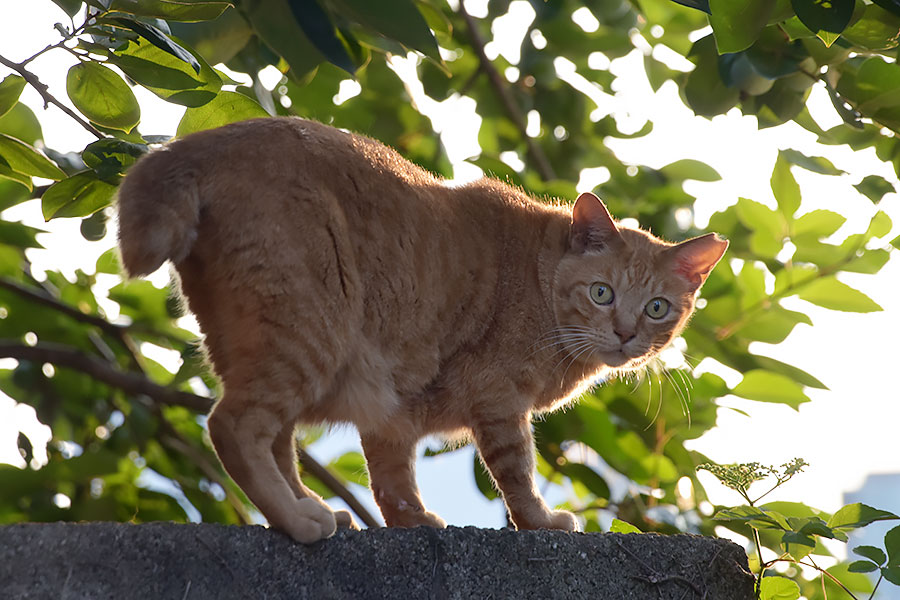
[0,522,754,599]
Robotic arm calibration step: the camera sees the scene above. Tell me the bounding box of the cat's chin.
[597,350,648,370]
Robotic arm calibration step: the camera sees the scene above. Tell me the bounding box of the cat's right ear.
[569,192,622,253]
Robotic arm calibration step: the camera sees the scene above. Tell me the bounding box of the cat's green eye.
[645,298,669,319]
[589,282,615,305]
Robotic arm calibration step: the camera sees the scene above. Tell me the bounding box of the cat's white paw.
[283,497,338,543]
[547,509,578,532]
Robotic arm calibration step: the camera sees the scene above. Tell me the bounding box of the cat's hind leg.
[272,419,358,529]
[208,395,337,543]
[360,433,446,528]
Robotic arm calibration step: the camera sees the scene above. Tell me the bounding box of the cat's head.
[551,192,727,371]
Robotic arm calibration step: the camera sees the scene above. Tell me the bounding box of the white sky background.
[1,0,899,533]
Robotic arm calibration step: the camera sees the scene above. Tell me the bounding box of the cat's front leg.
[473,414,577,531]
[360,433,447,528]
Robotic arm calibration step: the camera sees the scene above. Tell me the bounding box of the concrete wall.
[0,522,755,599]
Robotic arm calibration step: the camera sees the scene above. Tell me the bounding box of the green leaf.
[791,0,854,33]
[886,524,900,565]
[759,576,800,600]
[828,503,899,530]
[106,0,230,22]
[866,210,892,239]
[107,37,221,107]
[709,0,776,53]
[736,197,785,234]
[66,62,141,132]
[837,57,900,132]
[716,505,792,530]
[796,276,882,313]
[286,0,356,74]
[736,305,812,344]
[242,0,325,80]
[883,565,900,585]
[82,138,148,177]
[892,234,900,250]
[780,148,844,175]
[0,102,42,145]
[733,369,810,409]
[106,16,201,74]
[0,134,66,180]
[792,209,845,237]
[0,220,45,249]
[853,545,887,565]
[169,7,253,65]
[0,75,26,119]
[610,518,641,534]
[176,91,268,136]
[843,249,890,274]
[659,158,721,182]
[684,35,740,116]
[51,0,84,17]
[848,560,879,573]
[0,158,33,191]
[841,4,900,51]
[467,155,523,187]
[771,152,801,219]
[854,174,894,203]
[327,451,368,487]
[41,170,119,220]
[334,0,441,61]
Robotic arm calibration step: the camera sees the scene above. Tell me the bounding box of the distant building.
[844,474,900,600]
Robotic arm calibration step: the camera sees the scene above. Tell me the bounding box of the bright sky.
[1,1,899,536]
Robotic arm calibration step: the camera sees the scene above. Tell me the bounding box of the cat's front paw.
[546,509,578,532]
[514,507,578,532]
[282,497,338,543]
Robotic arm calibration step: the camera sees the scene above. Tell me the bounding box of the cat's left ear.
[667,233,729,291]
[569,192,622,252]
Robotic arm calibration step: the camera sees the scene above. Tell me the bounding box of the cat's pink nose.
[615,329,635,344]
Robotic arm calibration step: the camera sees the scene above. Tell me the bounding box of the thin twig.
[296,445,382,529]
[457,3,556,182]
[0,53,104,139]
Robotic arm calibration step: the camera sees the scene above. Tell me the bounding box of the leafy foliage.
[702,461,900,599]
[0,0,896,595]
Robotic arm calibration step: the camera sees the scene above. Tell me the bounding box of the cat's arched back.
[117,117,727,542]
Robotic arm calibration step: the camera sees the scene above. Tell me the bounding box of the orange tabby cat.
[116,117,727,543]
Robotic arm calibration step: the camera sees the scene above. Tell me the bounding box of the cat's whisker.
[561,343,598,387]
[526,327,597,359]
[553,339,596,375]
[662,368,691,427]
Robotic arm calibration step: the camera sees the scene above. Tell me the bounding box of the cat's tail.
[116,147,201,277]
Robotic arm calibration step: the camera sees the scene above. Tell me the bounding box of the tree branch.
[458,3,556,182]
[0,339,382,529]
[296,446,382,529]
[0,53,104,139]
[0,277,125,337]
[0,340,212,412]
